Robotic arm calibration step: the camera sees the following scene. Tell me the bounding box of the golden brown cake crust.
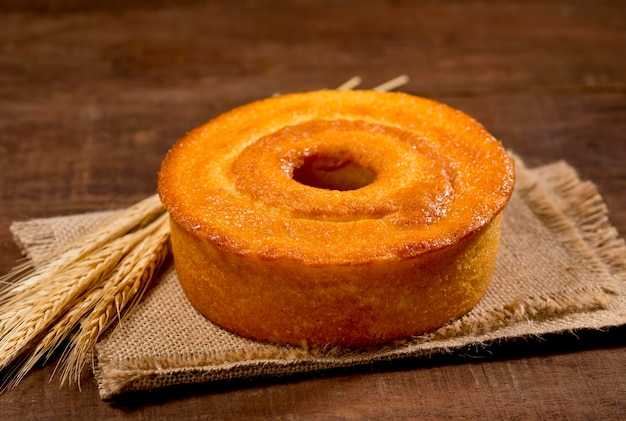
[170,214,503,347]
[159,90,514,265]
[158,90,515,346]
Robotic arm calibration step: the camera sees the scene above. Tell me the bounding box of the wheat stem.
[372,74,410,92]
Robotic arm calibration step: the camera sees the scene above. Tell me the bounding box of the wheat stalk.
[0,194,164,301]
[59,213,170,386]
[1,213,171,390]
[0,196,167,390]
[372,74,410,92]
[0,216,166,372]
[1,287,105,390]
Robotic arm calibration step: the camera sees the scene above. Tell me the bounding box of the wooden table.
[1,1,624,419]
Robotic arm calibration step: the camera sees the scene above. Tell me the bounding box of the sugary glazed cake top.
[158,90,515,264]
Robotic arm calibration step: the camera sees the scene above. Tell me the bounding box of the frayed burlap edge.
[533,161,626,281]
[88,157,626,399]
[426,157,623,340]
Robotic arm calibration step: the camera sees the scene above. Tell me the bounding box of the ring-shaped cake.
[158,90,515,347]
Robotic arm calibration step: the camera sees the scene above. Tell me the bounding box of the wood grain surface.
[1,1,625,419]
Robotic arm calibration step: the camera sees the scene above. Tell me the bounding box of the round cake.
[158,90,515,347]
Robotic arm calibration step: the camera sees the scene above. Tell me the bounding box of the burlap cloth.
[10,157,626,400]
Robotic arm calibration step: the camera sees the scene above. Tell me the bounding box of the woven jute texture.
[10,158,626,400]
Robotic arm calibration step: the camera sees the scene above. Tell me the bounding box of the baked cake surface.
[158,90,515,347]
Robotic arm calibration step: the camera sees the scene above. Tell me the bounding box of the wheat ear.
[1,213,170,390]
[0,195,167,390]
[1,287,105,390]
[59,213,171,386]
[0,217,165,373]
[0,194,164,301]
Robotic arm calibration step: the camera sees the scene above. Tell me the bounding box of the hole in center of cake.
[292,152,376,191]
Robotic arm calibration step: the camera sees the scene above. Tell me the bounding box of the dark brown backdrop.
[1,1,624,419]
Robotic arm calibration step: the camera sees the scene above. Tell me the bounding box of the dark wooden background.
[1,1,625,419]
